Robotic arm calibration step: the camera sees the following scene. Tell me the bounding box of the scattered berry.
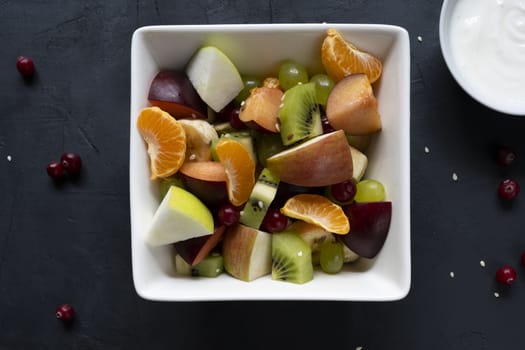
[261,207,288,233]
[498,179,520,200]
[55,304,75,323]
[16,56,35,78]
[496,147,516,166]
[321,115,335,134]
[47,161,64,181]
[60,152,82,177]
[330,179,357,203]
[228,107,245,130]
[495,265,517,285]
[218,204,240,226]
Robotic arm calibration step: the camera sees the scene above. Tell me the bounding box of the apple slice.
[174,225,226,266]
[148,71,207,119]
[326,73,381,135]
[222,224,272,281]
[145,186,214,246]
[340,201,392,258]
[350,145,368,182]
[179,161,229,209]
[186,46,244,112]
[239,87,282,133]
[266,130,353,187]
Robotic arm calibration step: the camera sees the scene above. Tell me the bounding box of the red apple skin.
[340,201,392,259]
[266,130,353,187]
[179,162,229,209]
[239,87,282,133]
[174,225,225,266]
[325,73,381,135]
[148,71,207,119]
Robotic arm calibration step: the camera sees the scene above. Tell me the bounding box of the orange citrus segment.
[215,138,255,206]
[321,28,383,83]
[136,106,187,180]
[281,194,350,234]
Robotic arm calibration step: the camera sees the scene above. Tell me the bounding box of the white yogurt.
[449,0,525,111]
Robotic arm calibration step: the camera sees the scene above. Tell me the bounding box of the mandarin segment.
[321,28,383,83]
[215,138,256,206]
[136,106,187,180]
[281,194,350,234]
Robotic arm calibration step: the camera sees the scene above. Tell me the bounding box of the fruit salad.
[136,28,392,284]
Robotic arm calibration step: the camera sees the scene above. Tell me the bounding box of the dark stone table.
[1,1,523,349]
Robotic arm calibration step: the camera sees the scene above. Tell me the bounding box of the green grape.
[310,74,335,106]
[354,179,386,202]
[278,60,309,90]
[319,240,344,274]
[256,133,285,167]
[235,76,261,105]
[159,176,184,200]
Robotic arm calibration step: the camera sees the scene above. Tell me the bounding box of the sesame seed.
[258,200,264,209]
[240,100,245,107]
[494,292,500,298]
[452,172,458,181]
[280,95,285,102]
[424,146,430,154]
[449,271,455,278]
[480,260,486,267]
[275,123,280,132]
[298,251,303,257]
[417,35,423,42]
[279,103,284,108]
[189,154,197,161]
[216,268,221,273]
[297,82,303,85]
[240,210,244,216]
[6,155,12,162]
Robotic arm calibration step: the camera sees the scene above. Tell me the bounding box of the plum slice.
[174,225,226,266]
[340,201,392,259]
[148,71,207,119]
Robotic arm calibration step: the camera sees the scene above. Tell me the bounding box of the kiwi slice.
[272,231,313,284]
[278,82,322,146]
[174,253,224,277]
[211,131,257,162]
[240,168,280,229]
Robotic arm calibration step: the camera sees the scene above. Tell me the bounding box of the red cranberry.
[47,161,64,180]
[16,56,35,78]
[56,304,75,322]
[495,265,517,285]
[60,152,82,177]
[330,179,357,203]
[218,204,240,226]
[498,179,520,200]
[261,208,288,233]
[496,147,516,166]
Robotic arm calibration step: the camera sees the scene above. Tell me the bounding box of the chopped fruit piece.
[174,225,225,266]
[240,168,280,229]
[215,139,256,206]
[174,253,224,277]
[263,77,281,89]
[177,119,218,162]
[147,71,207,119]
[321,28,382,83]
[222,224,272,281]
[350,146,368,181]
[288,221,335,265]
[272,231,313,284]
[136,107,186,180]
[495,265,517,285]
[326,73,381,136]
[266,130,354,187]
[341,201,392,259]
[281,194,350,234]
[261,207,289,233]
[179,161,228,209]
[235,76,262,104]
[498,179,520,200]
[239,87,283,133]
[186,46,244,112]
[145,186,214,246]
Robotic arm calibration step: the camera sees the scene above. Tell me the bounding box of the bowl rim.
[130,23,411,302]
[439,0,525,116]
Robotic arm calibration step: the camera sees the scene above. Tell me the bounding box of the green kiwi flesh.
[272,231,313,284]
[278,82,322,146]
[240,168,280,229]
[174,253,224,277]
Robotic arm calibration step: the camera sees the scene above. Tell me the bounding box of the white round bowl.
[439,0,525,116]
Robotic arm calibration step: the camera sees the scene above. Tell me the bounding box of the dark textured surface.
[1,1,524,349]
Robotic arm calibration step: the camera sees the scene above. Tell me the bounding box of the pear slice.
[145,186,214,246]
[186,46,243,112]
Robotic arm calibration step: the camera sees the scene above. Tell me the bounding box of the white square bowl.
[130,23,411,301]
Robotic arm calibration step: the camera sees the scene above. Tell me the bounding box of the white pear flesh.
[145,186,214,246]
[186,46,243,112]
